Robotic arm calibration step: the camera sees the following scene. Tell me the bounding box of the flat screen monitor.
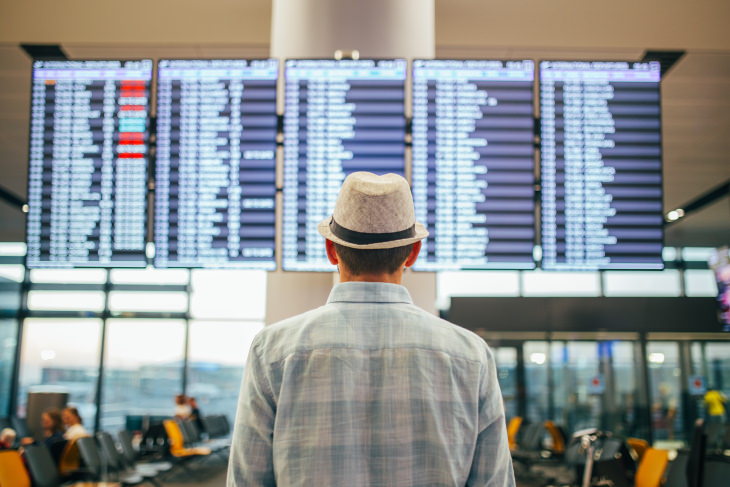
[282,59,407,271]
[26,60,152,268]
[154,59,278,269]
[411,59,536,271]
[539,61,664,270]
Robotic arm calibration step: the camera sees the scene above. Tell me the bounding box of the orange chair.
[506,416,523,451]
[163,419,211,458]
[543,420,566,455]
[627,437,650,463]
[0,450,31,487]
[58,437,82,476]
[634,447,669,487]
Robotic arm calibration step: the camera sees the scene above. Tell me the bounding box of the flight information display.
[26,60,152,268]
[412,60,537,270]
[282,59,407,271]
[154,59,278,269]
[540,61,663,270]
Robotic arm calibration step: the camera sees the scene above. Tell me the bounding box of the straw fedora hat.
[318,172,429,250]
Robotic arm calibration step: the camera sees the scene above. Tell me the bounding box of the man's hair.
[333,243,414,275]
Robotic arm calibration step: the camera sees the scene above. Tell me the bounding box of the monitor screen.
[411,59,536,270]
[282,59,407,271]
[154,59,278,269]
[539,61,664,270]
[26,60,152,268]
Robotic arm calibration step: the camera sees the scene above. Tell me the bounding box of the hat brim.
[318,218,429,250]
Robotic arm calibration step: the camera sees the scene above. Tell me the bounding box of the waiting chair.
[117,430,173,475]
[162,419,211,458]
[627,437,650,463]
[179,419,229,458]
[0,449,31,487]
[635,448,669,487]
[58,437,81,477]
[77,436,152,486]
[96,431,160,486]
[507,416,523,451]
[544,420,566,456]
[23,444,63,487]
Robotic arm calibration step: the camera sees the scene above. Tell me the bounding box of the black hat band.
[329,218,416,245]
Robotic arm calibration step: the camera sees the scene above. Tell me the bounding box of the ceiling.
[0,0,728,247]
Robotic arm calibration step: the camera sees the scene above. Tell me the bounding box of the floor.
[147,458,228,487]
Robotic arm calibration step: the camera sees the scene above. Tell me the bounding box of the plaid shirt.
[227,282,515,487]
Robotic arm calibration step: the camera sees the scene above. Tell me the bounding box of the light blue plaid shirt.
[227,282,515,487]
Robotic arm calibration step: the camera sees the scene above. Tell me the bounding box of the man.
[228,172,514,486]
[704,388,727,423]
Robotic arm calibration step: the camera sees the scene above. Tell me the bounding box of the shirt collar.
[326,281,414,305]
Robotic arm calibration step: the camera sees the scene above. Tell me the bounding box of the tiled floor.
[154,459,228,487]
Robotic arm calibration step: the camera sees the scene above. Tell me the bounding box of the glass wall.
[0,243,23,416]
[101,319,186,432]
[646,342,683,441]
[12,264,267,431]
[492,347,518,419]
[524,341,550,423]
[551,341,601,434]
[187,320,263,417]
[0,319,18,415]
[17,318,102,423]
[4,243,728,443]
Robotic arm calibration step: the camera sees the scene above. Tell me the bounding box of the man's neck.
[337,268,403,285]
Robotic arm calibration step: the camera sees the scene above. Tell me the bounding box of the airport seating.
[634,447,669,487]
[544,420,567,456]
[202,414,232,439]
[23,443,67,487]
[77,436,155,486]
[627,437,650,462]
[178,418,229,459]
[96,431,162,486]
[0,449,31,487]
[162,419,211,458]
[58,437,82,477]
[117,430,173,475]
[507,416,523,450]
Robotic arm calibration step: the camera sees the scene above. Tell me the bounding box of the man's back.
[228,282,514,486]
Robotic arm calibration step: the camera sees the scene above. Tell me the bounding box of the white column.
[271,0,434,59]
[266,0,437,324]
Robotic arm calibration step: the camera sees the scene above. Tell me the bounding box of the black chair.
[23,444,63,487]
[117,430,173,475]
[686,418,706,487]
[202,415,230,439]
[97,432,159,486]
[175,419,228,464]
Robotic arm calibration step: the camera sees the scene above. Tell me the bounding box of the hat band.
[330,218,415,245]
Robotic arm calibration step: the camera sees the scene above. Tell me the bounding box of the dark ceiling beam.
[641,49,685,77]
[0,185,26,211]
[665,179,730,225]
[20,44,68,60]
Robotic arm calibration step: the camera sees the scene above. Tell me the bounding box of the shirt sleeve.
[466,345,516,487]
[227,339,276,487]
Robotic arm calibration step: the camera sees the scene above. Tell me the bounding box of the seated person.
[62,407,89,440]
[174,394,191,420]
[0,428,16,449]
[20,408,67,464]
